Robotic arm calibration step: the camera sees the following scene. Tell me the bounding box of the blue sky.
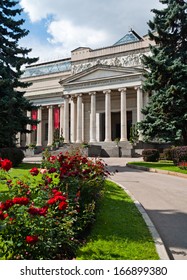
[18,0,163,62]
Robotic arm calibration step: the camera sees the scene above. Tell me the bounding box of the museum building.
[20,30,154,156]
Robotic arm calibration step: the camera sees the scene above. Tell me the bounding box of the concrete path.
[103,158,187,260]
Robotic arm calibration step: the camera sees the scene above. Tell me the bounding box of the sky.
[18,0,163,63]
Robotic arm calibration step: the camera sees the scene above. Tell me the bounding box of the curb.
[126,164,187,179]
[109,179,170,260]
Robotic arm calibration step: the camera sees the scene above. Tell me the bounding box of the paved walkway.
[23,156,187,260]
[103,158,187,260]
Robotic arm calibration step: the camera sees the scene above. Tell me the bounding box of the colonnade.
[25,105,64,147]
[63,86,144,143]
[24,86,144,147]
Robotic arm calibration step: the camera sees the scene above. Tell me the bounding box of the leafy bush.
[0,151,108,260]
[142,149,159,162]
[171,146,187,165]
[0,147,24,167]
[163,147,175,161]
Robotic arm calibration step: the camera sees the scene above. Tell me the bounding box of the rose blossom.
[13,197,29,205]
[25,235,39,244]
[29,167,39,176]
[0,159,12,171]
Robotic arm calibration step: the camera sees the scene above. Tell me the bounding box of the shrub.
[171,146,187,165]
[142,149,159,162]
[0,147,24,167]
[163,147,175,161]
[0,151,109,260]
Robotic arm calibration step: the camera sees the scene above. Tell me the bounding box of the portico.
[60,64,145,144]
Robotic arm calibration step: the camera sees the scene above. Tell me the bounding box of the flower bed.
[0,152,109,260]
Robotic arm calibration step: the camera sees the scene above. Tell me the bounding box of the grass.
[0,163,40,198]
[128,161,187,175]
[76,180,159,260]
[0,164,159,260]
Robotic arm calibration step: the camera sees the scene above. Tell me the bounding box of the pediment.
[61,64,143,86]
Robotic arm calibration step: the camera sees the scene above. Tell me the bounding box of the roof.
[113,29,142,46]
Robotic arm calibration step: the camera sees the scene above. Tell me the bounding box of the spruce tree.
[0,0,38,147]
[139,0,187,144]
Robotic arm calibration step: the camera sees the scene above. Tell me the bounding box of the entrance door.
[127,111,132,140]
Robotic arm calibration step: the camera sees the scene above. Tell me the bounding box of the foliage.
[163,146,175,161]
[171,146,187,165]
[129,124,139,145]
[53,128,64,146]
[0,151,108,259]
[0,147,24,167]
[139,0,187,144]
[0,0,38,148]
[142,149,160,162]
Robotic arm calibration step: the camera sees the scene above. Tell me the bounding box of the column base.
[90,139,97,143]
[120,138,128,142]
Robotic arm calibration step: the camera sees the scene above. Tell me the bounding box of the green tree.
[0,0,38,147]
[139,0,187,144]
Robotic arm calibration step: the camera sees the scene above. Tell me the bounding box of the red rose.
[28,206,48,216]
[0,199,13,211]
[46,177,52,184]
[25,235,39,244]
[29,167,39,176]
[58,201,68,211]
[1,159,12,171]
[13,197,29,205]
[47,197,57,205]
[48,167,57,173]
[0,211,8,220]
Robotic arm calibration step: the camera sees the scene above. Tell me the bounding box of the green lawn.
[0,163,40,198]
[128,161,187,175]
[76,180,159,260]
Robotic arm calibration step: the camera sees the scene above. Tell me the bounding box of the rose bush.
[0,151,108,259]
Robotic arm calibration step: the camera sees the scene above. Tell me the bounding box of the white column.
[36,107,42,146]
[76,94,83,143]
[26,111,31,146]
[136,86,143,123]
[136,86,143,141]
[59,104,64,137]
[89,92,97,142]
[70,97,76,143]
[82,102,84,142]
[104,90,111,142]
[16,132,21,147]
[119,88,127,141]
[47,106,53,146]
[63,96,70,143]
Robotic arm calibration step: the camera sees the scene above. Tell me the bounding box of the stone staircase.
[33,141,138,158]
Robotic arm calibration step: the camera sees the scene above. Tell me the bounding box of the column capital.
[75,93,82,98]
[89,91,96,96]
[118,87,127,93]
[64,95,70,100]
[103,89,111,95]
[134,85,143,91]
[47,105,53,109]
[70,95,77,101]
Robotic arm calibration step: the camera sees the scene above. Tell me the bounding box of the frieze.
[64,74,140,91]
[71,52,150,74]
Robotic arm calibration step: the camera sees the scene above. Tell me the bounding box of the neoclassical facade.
[20,30,154,155]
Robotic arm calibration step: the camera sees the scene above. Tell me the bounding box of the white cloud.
[19,0,164,61]
[47,19,109,49]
